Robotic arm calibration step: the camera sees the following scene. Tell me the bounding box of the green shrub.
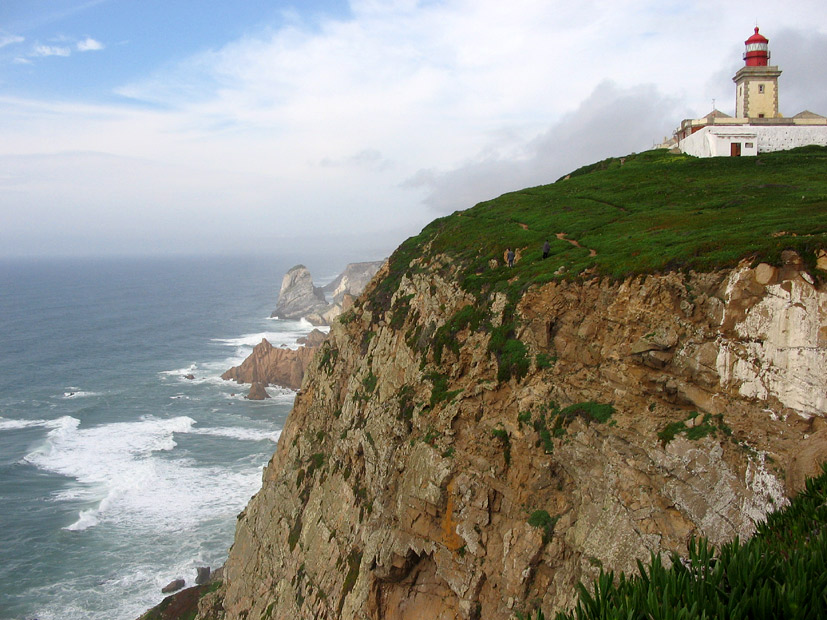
[319,345,339,374]
[536,353,556,369]
[491,427,511,466]
[361,370,377,394]
[390,294,415,330]
[558,402,614,425]
[426,372,461,408]
[432,305,486,364]
[528,509,558,544]
[658,412,730,446]
[397,385,415,422]
[338,549,363,615]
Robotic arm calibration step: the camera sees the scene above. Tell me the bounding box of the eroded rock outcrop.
[272,262,385,325]
[201,252,826,620]
[323,261,385,305]
[271,265,329,321]
[221,335,323,392]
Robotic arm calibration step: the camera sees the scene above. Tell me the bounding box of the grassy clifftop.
[371,146,827,313]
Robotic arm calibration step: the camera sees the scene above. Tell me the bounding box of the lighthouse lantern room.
[733,27,781,119]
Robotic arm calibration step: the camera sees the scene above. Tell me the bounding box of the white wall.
[680,125,827,157]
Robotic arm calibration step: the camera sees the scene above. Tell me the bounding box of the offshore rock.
[196,567,212,585]
[161,579,185,594]
[246,382,270,400]
[271,265,328,321]
[222,338,321,391]
[323,261,385,304]
[272,262,385,325]
[201,253,827,620]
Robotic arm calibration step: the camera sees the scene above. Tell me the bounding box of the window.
[745,142,754,149]
[758,84,765,93]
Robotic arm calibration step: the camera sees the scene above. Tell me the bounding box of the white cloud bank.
[1,0,826,257]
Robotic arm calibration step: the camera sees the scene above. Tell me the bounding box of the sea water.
[0,255,339,620]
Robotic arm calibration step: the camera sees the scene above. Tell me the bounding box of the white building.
[677,28,827,157]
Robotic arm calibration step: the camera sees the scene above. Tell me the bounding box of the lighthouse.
[733,27,781,119]
[676,26,827,158]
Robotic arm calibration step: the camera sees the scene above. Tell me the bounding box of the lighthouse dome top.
[743,26,770,66]
[745,27,768,45]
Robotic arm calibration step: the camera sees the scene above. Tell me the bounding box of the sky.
[1,0,826,258]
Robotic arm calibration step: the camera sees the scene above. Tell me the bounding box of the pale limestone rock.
[717,259,827,415]
[754,262,777,285]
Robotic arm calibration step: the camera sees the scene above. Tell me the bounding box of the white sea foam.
[61,390,100,399]
[21,415,268,533]
[211,331,287,348]
[0,415,77,432]
[191,426,281,443]
[159,364,198,379]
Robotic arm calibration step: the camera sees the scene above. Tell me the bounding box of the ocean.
[0,255,340,620]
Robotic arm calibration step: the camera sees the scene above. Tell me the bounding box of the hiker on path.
[542,239,550,259]
[507,248,515,268]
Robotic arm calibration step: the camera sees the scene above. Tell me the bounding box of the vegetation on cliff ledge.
[363,146,827,385]
[370,145,827,315]
[535,464,827,620]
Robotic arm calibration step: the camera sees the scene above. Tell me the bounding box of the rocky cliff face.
[200,251,827,620]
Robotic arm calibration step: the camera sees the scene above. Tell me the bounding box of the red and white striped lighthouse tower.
[733,27,781,118]
[743,27,770,66]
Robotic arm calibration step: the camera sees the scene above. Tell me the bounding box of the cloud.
[318,149,393,171]
[32,44,72,57]
[405,81,686,213]
[76,37,104,52]
[0,34,24,48]
[771,29,827,117]
[2,1,827,257]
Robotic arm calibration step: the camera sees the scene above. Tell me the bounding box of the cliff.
[191,148,827,620]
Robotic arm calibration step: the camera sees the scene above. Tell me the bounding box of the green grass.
[368,147,827,320]
[543,464,827,620]
[363,147,827,386]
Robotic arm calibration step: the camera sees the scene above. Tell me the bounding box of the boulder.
[246,382,270,400]
[161,579,185,594]
[195,566,211,585]
[296,329,328,347]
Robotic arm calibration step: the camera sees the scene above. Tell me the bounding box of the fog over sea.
[0,255,342,620]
